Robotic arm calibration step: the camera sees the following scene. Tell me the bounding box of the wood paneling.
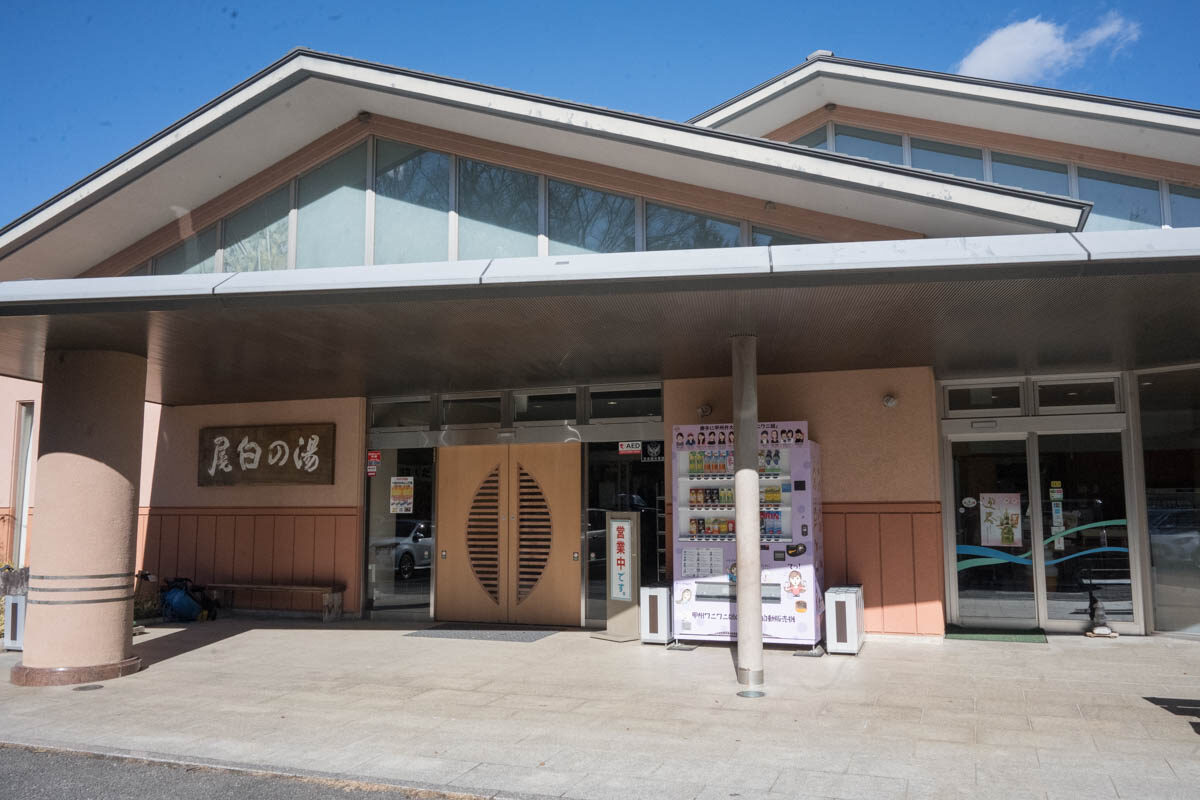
[0,508,11,565]
[821,502,944,636]
[767,106,1200,187]
[136,506,362,614]
[80,112,919,280]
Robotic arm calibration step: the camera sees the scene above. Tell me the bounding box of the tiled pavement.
[1,619,1198,799]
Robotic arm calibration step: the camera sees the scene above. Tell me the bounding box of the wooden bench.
[203,583,343,622]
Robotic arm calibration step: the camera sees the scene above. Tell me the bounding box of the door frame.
[941,412,1146,635]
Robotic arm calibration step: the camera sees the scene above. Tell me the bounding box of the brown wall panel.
[0,508,12,564]
[879,513,917,634]
[136,507,360,615]
[821,504,945,635]
[912,512,946,635]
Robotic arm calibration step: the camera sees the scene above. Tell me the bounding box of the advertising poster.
[980,492,1022,547]
[609,517,633,601]
[389,476,414,514]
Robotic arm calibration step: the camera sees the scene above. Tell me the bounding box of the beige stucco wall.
[664,367,940,503]
[147,397,366,508]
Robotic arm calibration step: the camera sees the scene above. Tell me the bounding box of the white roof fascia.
[0,59,309,254]
[770,233,1089,275]
[0,272,235,309]
[0,51,1088,267]
[214,259,493,296]
[481,247,771,285]
[1072,227,1200,261]
[694,59,1200,137]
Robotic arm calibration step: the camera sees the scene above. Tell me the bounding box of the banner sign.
[609,517,633,602]
[198,423,335,486]
[390,476,414,514]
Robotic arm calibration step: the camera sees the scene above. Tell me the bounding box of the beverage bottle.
[725,450,734,475]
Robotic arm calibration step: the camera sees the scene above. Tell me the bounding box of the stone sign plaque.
[198,423,335,486]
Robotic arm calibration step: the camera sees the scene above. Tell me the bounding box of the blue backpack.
[162,586,202,622]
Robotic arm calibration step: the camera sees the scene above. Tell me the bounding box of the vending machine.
[671,422,823,646]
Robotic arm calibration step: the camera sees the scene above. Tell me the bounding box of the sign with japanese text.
[390,476,414,514]
[609,517,633,602]
[979,492,1022,547]
[198,423,335,486]
[366,450,381,478]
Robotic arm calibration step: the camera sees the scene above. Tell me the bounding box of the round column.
[11,350,147,686]
[732,335,763,687]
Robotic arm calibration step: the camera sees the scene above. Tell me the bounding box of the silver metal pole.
[732,335,763,687]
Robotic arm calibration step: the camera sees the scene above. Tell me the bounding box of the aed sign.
[609,517,634,602]
[618,441,641,455]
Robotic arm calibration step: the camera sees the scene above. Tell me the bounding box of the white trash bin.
[3,595,26,651]
[824,585,864,654]
[640,586,671,644]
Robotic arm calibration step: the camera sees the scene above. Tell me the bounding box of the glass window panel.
[990,152,1070,196]
[1037,381,1116,410]
[791,128,828,149]
[751,227,819,247]
[833,125,903,164]
[910,138,984,180]
[1078,167,1162,231]
[645,204,740,251]
[366,447,434,620]
[223,186,290,272]
[154,227,218,275]
[590,388,662,419]
[547,181,635,255]
[374,140,450,264]
[371,400,432,429]
[296,143,366,269]
[442,396,501,426]
[947,385,1022,413]
[457,159,538,260]
[514,391,576,423]
[1139,367,1200,634]
[1169,184,1200,229]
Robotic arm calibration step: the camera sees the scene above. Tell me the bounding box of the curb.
[0,736,562,800]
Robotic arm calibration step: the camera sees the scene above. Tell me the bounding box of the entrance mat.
[406,623,559,642]
[945,626,1047,643]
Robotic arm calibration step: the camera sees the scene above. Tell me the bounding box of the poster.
[390,476,414,514]
[980,493,1022,547]
[366,450,381,477]
[609,517,633,601]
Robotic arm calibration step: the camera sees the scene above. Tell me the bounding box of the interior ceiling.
[0,265,1197,405]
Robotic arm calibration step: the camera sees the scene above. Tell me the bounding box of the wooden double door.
[435,443,581,626]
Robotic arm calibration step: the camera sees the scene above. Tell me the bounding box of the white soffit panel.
[770,233,1089,275]
[482,247,771,285]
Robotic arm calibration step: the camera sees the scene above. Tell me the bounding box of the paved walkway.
[1,619,1198,800]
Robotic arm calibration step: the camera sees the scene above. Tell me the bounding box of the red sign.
[366,449,381,477]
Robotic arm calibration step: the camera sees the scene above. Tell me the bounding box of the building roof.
[0,50,1090,281]
[690,53,1200,164]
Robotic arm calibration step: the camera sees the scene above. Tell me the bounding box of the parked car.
[369,519,434,580]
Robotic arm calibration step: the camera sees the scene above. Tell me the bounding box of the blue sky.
[2,1,1197,227]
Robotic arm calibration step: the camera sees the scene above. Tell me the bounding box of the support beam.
[732,335,763,687]
[11,350,147,686]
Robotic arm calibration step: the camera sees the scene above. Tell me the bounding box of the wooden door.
[434,445,509,623]
[506,443,581,626]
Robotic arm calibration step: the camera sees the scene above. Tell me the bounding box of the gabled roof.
[0,49,1090,281]
[691,54,1200,164]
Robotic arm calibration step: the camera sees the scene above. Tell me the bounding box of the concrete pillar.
[11,350,147,686]
[732,335,763,687]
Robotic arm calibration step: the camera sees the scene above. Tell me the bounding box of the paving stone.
[772,768,907,799]
[449,762,582,796]
[564,772,703,800]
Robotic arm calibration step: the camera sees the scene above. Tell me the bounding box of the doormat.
[406,624,559,642]
[945,626,1047,643]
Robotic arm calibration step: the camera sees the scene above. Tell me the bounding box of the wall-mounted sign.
[979,492,1022,547]
[609,517,633,602]
[618,441,641,455]
[198,423,335,486]
[366,450,381,477]
[390,476,414,514]
[641,441,664,462]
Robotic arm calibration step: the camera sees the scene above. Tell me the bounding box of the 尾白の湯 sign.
[198,423,336,486]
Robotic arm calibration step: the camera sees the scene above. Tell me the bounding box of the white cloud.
[956,12,1141,84]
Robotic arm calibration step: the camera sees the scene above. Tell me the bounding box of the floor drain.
[72,684,103,692]
[736,690,765,698]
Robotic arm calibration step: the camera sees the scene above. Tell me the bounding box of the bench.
[203,583,343,622]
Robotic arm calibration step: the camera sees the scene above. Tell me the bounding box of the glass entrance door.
[1037,433,1133,625]
[952,439,1037,626]
[947,427,1139,632]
